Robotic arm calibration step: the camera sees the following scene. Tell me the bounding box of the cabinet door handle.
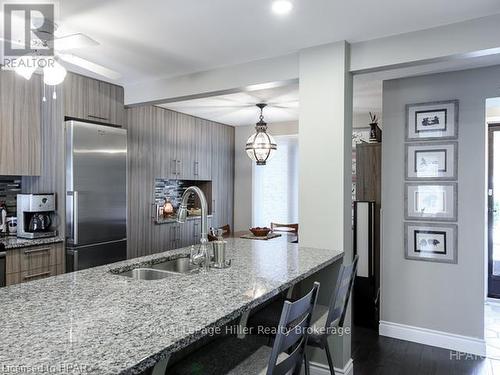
[24,247,50,255]
[177,160,181,176]
[212,200,216,214]
[172,160,177,176]
[24,271,51,280]
[194,161,199,176]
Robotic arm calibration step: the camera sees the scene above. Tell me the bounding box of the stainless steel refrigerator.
[65,120,127,272]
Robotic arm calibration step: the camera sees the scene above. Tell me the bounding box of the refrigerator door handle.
[73,191,79,245]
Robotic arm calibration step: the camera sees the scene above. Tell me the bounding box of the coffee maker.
[17,194,57,239]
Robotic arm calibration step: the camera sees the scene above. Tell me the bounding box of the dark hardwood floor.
[352,326,496,375]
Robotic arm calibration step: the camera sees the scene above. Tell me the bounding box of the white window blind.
[252,135,298,227]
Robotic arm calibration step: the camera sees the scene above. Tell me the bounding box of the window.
[252,135,298,227]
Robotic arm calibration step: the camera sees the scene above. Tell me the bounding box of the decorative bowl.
[249,227,271,237]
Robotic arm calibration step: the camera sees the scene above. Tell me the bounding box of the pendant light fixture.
[245,103,277,166]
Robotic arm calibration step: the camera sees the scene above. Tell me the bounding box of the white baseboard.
[379,321,486,356]
[310,358,353,375]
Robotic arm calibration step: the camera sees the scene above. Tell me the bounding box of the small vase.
[369,123,379,143]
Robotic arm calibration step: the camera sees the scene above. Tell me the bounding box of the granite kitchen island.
[0,237,343,374]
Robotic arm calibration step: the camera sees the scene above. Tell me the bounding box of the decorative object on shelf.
[405,182,457,221]
[369,112,381,143]
[352,127,371,147]
[245,103,277,166]
[163,200,174,217]
[404,222,457,263]
[406,100,459,141]
[405,142,458,180]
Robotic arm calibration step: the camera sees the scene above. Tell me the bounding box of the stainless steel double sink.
[118,257,199,280]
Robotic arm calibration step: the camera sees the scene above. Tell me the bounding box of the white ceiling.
[159,84,299,126]
[160,77,383,126]
[12,0,500,85]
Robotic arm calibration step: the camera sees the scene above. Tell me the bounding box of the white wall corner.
[309,358,354,375]
[379,321,486,357]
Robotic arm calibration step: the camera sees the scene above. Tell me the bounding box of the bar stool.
[247,256,359,374]
[168,282,320,375]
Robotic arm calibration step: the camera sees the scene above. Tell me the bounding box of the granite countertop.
[0,235,64,250]
[0,237,343,374]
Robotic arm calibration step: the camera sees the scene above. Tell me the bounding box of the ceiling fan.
[2,20,121,85]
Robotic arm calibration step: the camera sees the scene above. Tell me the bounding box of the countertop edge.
[120,250,344,375]
[0,236,64,250]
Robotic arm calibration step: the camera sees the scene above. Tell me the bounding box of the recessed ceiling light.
[272,0,293,15]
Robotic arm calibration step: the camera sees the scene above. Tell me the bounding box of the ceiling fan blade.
[58,53,121,80]
[54,33,99,51]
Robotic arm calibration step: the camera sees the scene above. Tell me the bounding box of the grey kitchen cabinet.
[64,72,125,126]
[210,123,235,229]
[194,118,213,180]
[0,70,41,176]
[127,105,233,258]
[159,110,212,181]
[175,112,196,179]
[6,242,65,286]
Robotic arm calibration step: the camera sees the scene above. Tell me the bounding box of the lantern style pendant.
[245,103,277,165]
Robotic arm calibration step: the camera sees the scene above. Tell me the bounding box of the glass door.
[488,124,500,298]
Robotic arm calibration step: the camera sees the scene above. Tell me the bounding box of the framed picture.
[405,142,458,180]
[406,100,458,141]
[405,182,457,221]
[405,222,457,263]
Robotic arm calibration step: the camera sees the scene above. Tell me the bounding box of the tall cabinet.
[126,106,234,259]
[0,71,41,175]
[354,142,381,329]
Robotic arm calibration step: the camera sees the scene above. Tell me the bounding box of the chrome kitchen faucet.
[176,186,210,271]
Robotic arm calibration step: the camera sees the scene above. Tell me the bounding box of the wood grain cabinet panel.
[0,70,41,176]
[63,73,88,119]
[64,73,125,126]
[5,242,64,286]
[126,106,234,257]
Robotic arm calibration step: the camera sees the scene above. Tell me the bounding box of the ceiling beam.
[124,13,500,106]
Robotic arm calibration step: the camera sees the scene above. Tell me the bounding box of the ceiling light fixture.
[43,60,67,86]
[246,103,277,166]
[272,0,293,15]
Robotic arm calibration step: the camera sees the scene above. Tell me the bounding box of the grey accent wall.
[381,65,500,339]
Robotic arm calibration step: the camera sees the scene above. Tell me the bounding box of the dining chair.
[208,224,231,241]
[247,256,359,374]
[167,282,320,375]
[270,222,299,234]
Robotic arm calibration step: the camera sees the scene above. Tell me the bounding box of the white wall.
[299,41,353,368]
[381,65,500,344]
[233,121,298,231]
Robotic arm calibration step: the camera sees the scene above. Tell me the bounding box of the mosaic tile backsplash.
[154,179,194,210]
[0,176,22,215]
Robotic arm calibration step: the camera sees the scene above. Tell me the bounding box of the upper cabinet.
[168,111,212,180]
[0,71,41,176]
[64,73,125,126]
